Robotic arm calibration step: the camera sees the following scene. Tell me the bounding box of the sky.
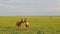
[0,0,60,16]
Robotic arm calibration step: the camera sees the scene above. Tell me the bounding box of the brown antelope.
[16,18,23,30]
[24,18,29,29]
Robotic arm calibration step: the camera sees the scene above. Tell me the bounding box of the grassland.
[0,16,60,34]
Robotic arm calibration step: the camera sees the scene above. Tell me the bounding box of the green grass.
[0,16,60,34]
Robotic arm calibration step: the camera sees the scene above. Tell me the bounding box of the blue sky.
[0,0,60,16]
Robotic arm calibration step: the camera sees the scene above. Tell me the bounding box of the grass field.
[0,16,60,34]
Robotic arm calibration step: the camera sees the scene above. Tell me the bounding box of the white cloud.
[0,3,60,11]
[0,0,60,15]
[0,0,60,11]
[0,3,17,9]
